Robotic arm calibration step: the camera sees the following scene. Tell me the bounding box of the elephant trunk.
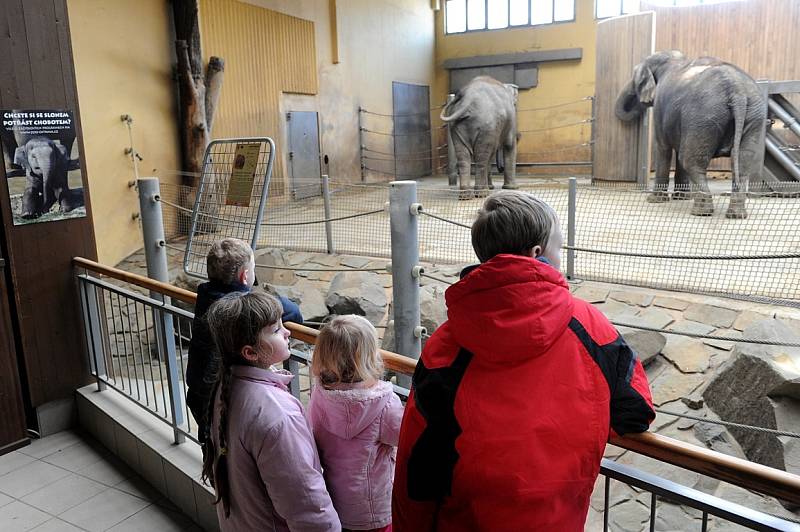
[614,80,646,122]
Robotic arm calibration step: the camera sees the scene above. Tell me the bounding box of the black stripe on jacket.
[568,318,654,435]
[407,348,474,501]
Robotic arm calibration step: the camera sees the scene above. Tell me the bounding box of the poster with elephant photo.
[1,109,85,225]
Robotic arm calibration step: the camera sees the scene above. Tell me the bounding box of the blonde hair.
[312,315,384,388]
[206,238,253,284]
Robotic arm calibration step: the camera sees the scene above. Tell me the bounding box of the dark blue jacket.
[185,281,303,441]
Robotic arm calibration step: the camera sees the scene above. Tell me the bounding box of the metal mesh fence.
[183,138,276,278]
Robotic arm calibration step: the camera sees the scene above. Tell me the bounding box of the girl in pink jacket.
[307,315,405,532]
[202,291,340,531]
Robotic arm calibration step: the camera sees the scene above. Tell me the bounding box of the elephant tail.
[730,93,747,184]
[440,97,469,123]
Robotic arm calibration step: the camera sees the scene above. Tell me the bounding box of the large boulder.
[271,280,329,322]
[326,271,387,325]
[622,330,665,365]
[382,284,448,352]
[702,318,800,476]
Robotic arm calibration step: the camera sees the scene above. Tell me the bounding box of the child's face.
[252,320,291,367]
[532,219,563,271]
[241,253,256,288]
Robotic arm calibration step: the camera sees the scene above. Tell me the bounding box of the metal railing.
[74,257,800,531]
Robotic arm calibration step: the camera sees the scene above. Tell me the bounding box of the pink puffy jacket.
[307,379,404,530]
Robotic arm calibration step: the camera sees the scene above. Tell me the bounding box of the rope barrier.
[565,246,800,261]
[163,243,185,252]
[359,105,446,117]
[360,126,447,137]
[362,144,449,157]
[420,272,455,285]
[418,209,471,228]
[261,209,385,226]
[518,118,593,134]
[610,320,800,348]
[255,264,390,274]
[362,152,449,163]
[159,198,192,213]
[516,141,594,156]
[655,409,800,439]
[516,96,594,112]
[363,165,449,179]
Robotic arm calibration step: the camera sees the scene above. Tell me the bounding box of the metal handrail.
[72,256,800,506]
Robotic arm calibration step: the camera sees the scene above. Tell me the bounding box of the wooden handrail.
[73,256,800,506]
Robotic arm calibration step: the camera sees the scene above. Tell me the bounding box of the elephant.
[615,51,767,218]
[1,117,78,178]
[14,136,83,218]
[441,76,519,198]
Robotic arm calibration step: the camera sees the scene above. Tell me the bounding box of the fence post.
[567,177,577,281]
[446,94,457,187]
[79,278,107,391]
[138,177,185,444]
[358,106,366,182]
[322,174,335,254]
[389,181,421,388]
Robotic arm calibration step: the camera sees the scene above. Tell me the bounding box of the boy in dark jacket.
[393,191,655,532]
[185,238,302,445]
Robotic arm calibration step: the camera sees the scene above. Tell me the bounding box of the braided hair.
[201,290,283,517]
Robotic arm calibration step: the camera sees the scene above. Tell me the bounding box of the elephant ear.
[634,64,656,105]
[55,143,68,158]
[13,146,28,168]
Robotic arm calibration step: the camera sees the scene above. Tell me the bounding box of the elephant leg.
[452,137,474,200]
[648,142,672,203]
[678,151,713,216]
[21,174,43,219]
[473,158,491,198]
[672,158,691,200]
[726,131,761,219]
[502,137,518,190]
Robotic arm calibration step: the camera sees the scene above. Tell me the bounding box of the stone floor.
[0,431,198,532]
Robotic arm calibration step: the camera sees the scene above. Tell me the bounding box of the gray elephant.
[441,76,519,198]
[615,51,766,218]
[14,136,83,218]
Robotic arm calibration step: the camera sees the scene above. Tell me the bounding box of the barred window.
[596,0,743,20]
[445,0,576,34]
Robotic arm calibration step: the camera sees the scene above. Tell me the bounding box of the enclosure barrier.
[74,256,800,531]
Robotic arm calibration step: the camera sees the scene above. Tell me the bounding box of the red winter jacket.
[393,254,654,532]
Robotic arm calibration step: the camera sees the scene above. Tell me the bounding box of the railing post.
[446,94,457,187]
[138,177,185,443]
[79,278,107,391]
[389,181,421,389]
[322,174,335,254]
[283,358,301,400]
[567,177,577,280]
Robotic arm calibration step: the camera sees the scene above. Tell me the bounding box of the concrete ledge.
[76,384,219,532]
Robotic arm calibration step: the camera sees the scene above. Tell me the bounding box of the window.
[595,0,742,19]
[445,0,575,34]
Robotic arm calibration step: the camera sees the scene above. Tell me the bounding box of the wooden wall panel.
[593,12,654,181]
[199,0,318,194]
[0,258,27,453]
[0,0,96,410]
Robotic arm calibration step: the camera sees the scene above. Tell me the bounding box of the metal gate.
[392,82,432,179]
[287,111,322,200]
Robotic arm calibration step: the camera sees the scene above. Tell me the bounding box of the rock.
[272,280,329,322]
[325,271,387,325]
[662,337,711,373]
[622,330,666,365]
[573,285,609,304]
[681,392,704,410]
[382,284,448,352]
[310,253,341,267]
[595,300,640,321]
[653,297,691,311]
[254,248,297,285]
[620,308,675,330]
[710,483,799,523]
[703,328,741,351]
[650,367,705,406]
[173,271,203,293]
[703,318,800,476]
[286,251,314,266]
[668,320,716,336]
[693,420,747,459]
[683,304,739,329]
[609,290,654,307]
[306,270,336,282]
[341,255,372,269]
[733,309,771,331]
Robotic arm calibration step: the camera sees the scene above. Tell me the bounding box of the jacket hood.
[444,254,574,364]
[311,379,395,439]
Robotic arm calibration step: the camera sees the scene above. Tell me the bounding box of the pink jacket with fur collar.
[307,379,404,530]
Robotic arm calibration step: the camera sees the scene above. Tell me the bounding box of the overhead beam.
[442,48,582,70]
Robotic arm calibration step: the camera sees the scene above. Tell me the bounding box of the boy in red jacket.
[393,191,654,532]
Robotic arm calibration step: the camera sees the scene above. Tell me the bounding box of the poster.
[1,110,85,225]
[225,143,260,207]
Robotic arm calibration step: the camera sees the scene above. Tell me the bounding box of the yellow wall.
[206,0,436,185]
[434,0,597,166]
[68,0,181,265]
